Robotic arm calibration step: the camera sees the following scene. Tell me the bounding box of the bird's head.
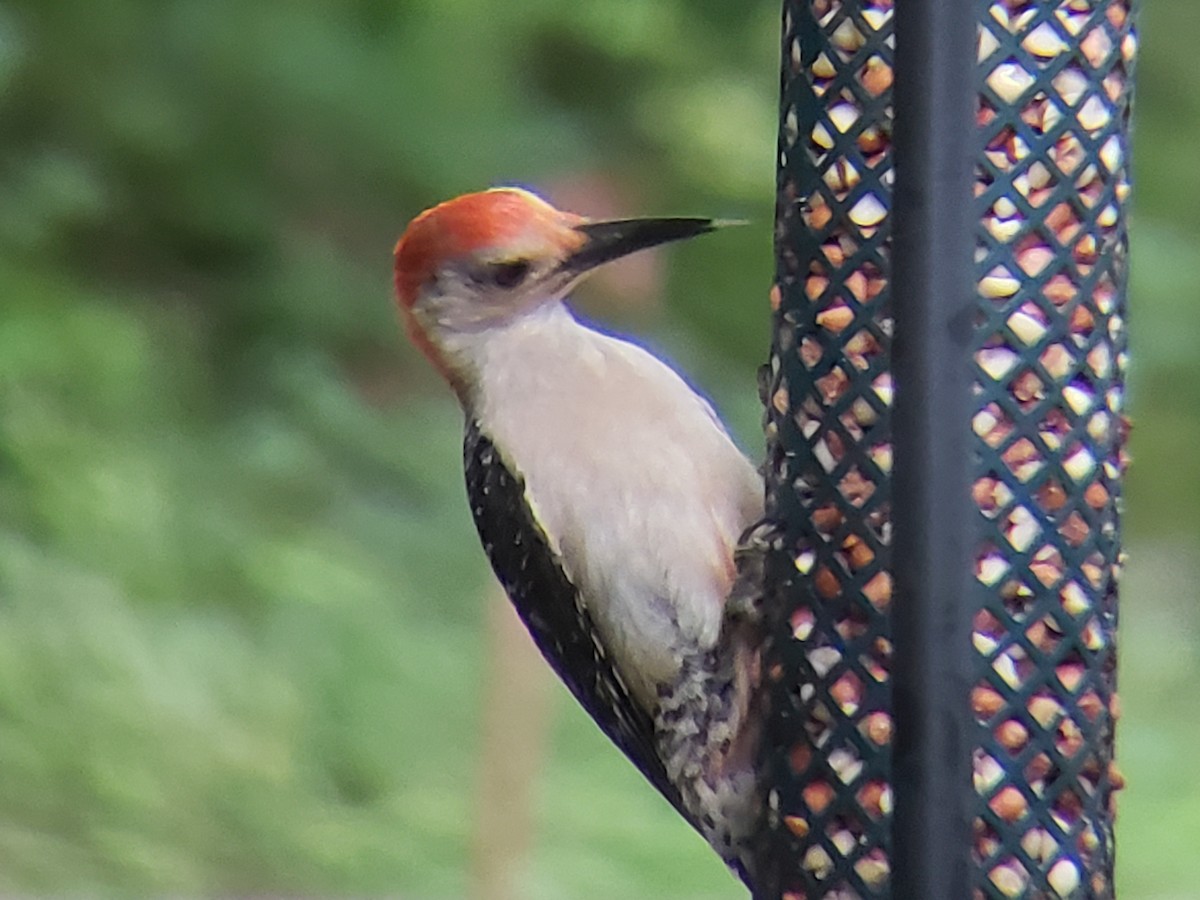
[394,187,723,386]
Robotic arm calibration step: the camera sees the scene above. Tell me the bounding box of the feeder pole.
[889,0,979,897]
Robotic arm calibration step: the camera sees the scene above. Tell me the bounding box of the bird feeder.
[756,0,1133,896]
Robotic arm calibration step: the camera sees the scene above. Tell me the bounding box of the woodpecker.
[394,187,765,886]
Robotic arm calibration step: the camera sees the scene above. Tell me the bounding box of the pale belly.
[473,317,761,708]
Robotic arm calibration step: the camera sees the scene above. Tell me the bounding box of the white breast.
[469,302,763,709]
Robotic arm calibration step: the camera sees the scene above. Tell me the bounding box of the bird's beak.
[563,217,741,276]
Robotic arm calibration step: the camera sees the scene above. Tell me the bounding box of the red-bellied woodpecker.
[394,187,765,886]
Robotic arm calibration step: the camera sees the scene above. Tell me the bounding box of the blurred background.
[0,1,1194,897]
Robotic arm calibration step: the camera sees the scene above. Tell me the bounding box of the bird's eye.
[484,259,531,289]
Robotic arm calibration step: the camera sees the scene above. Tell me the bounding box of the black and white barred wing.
[463,420,685,818]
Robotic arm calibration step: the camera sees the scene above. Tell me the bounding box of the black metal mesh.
[759,1,1133,896]
[762,2,898,895]
[969,2,1133,896]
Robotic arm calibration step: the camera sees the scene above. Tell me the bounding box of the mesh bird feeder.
[756,0,1134,896]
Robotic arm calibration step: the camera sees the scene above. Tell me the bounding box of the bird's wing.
[463,420,687,818]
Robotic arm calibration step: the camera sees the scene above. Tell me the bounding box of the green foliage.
[0,0,1195,896]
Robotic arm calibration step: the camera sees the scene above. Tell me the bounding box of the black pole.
[889,1,978,896]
